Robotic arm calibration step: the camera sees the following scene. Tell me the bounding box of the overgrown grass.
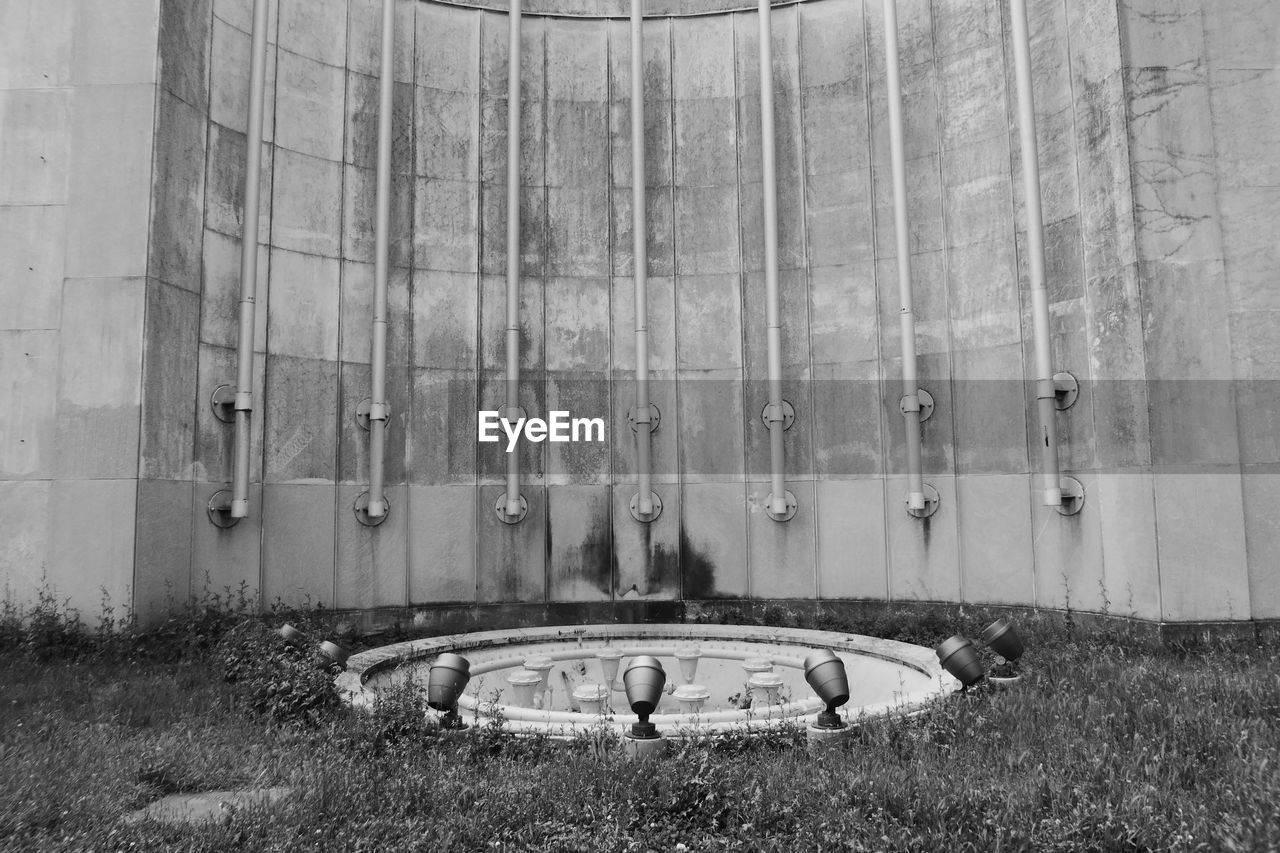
[0,595,1277,851]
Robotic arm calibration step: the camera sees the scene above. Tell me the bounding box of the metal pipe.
[504,0,523,519]
[758,0,787,518]
[883,0,925,512]
[631,0,654,518]
[230,0,271,519]
[366,0,395,520]
[1010,0,1062,506]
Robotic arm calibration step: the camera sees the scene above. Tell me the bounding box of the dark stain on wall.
[680,530,718,599]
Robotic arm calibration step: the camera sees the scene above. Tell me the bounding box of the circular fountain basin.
[337,624,959,738]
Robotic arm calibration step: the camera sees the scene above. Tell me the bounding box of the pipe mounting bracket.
[761,400,796,431]
[900,388,935,423]
[1056,476,1085,516]
[210,385,237,424]
[495,493,529,525]
[1052,372,1079,411]
[904,483,941,519]
[206,489,241,529]
[355,399,393,432]
[765,489,798,522]
[627,403,661,434]
[629,490,663,523]
[353,491,390,527]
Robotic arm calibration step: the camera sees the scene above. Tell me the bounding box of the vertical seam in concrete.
[998,0,1037,611]
[925,0,960,605]
[1061,0,1106,611]
[668,18,685,603]
[731,10,752,601]
[262,0,284,607]
[472,9,487,605]
[861,0,891,603]
[792,2,819,600]
[402,0,419,609]
[330,0,348,609]
[603,17,616,602]
[540,17,551,604]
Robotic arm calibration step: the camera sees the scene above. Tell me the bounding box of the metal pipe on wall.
[500,0,526,523]
[883,0,936,518]
[629,0,660,523]
[758,0,793,521]
[1010,0,1081,512]
[359,0,396,524]
[229,0,271,521]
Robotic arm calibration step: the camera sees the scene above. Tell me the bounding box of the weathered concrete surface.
[3,0,1276,627]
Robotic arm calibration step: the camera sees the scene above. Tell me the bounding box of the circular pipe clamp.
[355,398,392,433]
[1056,476,1085,516]
[495,493,529,525]
[627,403,661,433]
[1052,372,1079,411]
[900,388,935,422]
[210,385,236,424]
[206,489,241,529]
[629,490,663,523]
[353,491,390,527]
[905,483,941,519]
[760,400,796,431]
[765,489,798,522]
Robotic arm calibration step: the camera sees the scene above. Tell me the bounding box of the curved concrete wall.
[3,0,1278,627]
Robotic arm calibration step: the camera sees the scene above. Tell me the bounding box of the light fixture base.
[210,385,236,424]
[627,403,661,433]
[900,388,935,423]
[1052,372,1079,411]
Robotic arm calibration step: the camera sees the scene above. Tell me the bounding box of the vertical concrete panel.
[140,281,200,480]
[1030,471,1106,612]
[816,478,888,600]
[274,52,346,162]
[612,483,680,599]
[546,277,610,484]
[680,482,747,599]
[278,0,347,68]
[134,479,195,621]
[0,89,71,205]
[748,480,816,598]
[0,481,51,603]
[547,484,612,601]
[271,152,343,257]
[337,360,408,486]
[158,0,213,111]
[54,278,146,480]
[956,474,1033,604]
[744,267,813,481]
[204,123,275,242]
[266,249,341,359]
[886,474,959,601]
[0,205,66,331]
[46,479,137,623]
[150,91,208,290]
[261,483,337,608]
[1154,473,1251,621]
[73,0,160,86]
[1094,469,1161,619]
[340,263,411,366]
[476,483,546,603]
[951,344,1029,476]
[409,369,477,486]
[408,484,478,603]
[193,343,266,485]
[812,361,883,478]
[191,481,263,602]
[0,0,74,88]
[1242,472,1280,619]
[0,331,58,479]
[64,84,156,278]
[209,18,278,141]
[335,483,408,609]
[262,355,339,483]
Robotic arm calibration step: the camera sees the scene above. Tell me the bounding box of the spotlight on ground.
[427,653,471,728]
[935,635,984,688]
[622,656,668,758]
[319,640,350,669]
[980,618,1025,664]
[803,650,850,729]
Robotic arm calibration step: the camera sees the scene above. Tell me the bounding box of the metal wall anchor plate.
[206,489,240,528]
[904,483,941,519]
[629,490,663,522]
[1053,372,1079,411]
[1056,476,1085,516]
[627,403,661,433]
[495,493,529,525]
[353,491,390,527]
[900,388,935,422]
[766,489,798,522]
[355,399,392,433]
[210,385,236,424]
[761,400,796,431]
